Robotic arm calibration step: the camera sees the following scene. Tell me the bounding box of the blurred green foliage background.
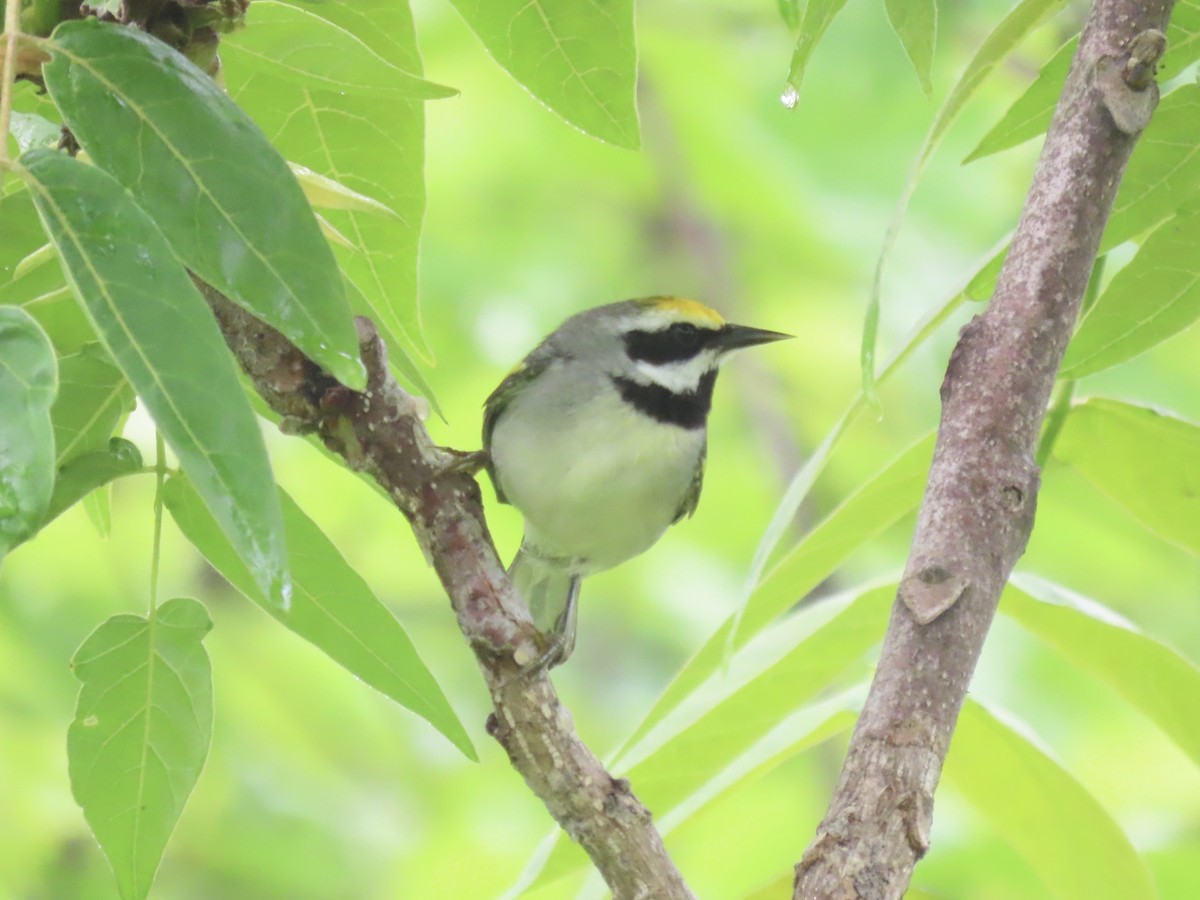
[1,0,1198,897]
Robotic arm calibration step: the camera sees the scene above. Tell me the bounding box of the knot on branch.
[1094,29,1166,134]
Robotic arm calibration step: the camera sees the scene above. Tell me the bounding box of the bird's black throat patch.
[610,370,717,429]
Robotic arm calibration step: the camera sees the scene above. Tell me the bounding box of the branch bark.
[198,282,695,900]
[793,2,1175,897]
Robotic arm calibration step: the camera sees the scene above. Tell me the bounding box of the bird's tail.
[508,541,575,632]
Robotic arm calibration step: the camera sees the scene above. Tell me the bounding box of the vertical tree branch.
[794,2,1174,897]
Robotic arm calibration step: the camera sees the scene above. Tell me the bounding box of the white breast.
[490,369,704,573]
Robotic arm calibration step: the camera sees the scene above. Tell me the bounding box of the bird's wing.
[482,343,557,505]
[673,437,707,523]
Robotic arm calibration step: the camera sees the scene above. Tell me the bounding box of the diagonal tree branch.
[197,280,695,900]
[794,2,1175,897]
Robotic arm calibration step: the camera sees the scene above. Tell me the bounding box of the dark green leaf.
[1062,211,1200,379]
[42,18,364,388]
[448,0,639,148]
[1054,399,1200,555]
[884,0,937,97]
[1005,577,1200,766]
[162,474,476,759]
[784,0,851,105]
[945,699,1156,900]
[51,343,134,466]
[222,1,457,99]
[0,306,57,558]
[20,148,289,606]
[68,598,213,900]
[45,438,142,526]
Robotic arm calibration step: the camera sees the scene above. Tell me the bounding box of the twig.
[197,280,696,900]
[793,2,1175,897]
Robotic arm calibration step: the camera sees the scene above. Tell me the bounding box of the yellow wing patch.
[645,297,726,326]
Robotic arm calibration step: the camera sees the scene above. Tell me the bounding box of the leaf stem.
[0,0,23,172]
[150,432,166,616]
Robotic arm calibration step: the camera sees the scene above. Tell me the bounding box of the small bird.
[483,297,790,673]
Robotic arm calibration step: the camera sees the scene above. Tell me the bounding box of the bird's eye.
[672,322,700,346]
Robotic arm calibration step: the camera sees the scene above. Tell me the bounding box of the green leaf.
[1103,84,1200,252]
[967,3,1200,164]
[1054,399,1200,555]
[528,587,890,892]
[229,1,435,384]
[965,37,1074,163]
[0,306,57,559]
[1004,576,1200,766]
[51,343,134,466]
[945,699,1156,900]
[45,438,143,526]
[864,0,1063,397]
[42,18,365,388]
[448,0,639,149]
[222,1,457,99]
[9,109,62,154]
[783,0,850,105]
[626,435,932,748]
[20,148,289,606]
[1062,210,1200,379]
[289,163,399,218]
[68,598,214,900]
[884,0,937,97]
[162,474,476,759]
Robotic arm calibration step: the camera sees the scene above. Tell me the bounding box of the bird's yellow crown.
[637,296,726,327]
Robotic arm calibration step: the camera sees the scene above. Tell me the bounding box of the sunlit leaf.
[9,109,61,154]
[1054,399,1200,555]
[1061,211,1200,379]
[885,0,937,97]
[529,586,891,891]
[1103,84,1200,252]
[945,699,1156,900]
[448,0,639,148]
[628,435,931,747]
[864,0,1063,396]
[0,306,57,559]
[20,149,289,606]
[50,343,134,466]
[44,438,142,526]
[290,163,399,219]
[968,2,1200,164]
[784,0,850,104]
[162,474,476,759]
[1005,576,1200,766]
[222,0,456,99]
[68,598,213,900]
[965,37,1074,162]
[42,18,364,388]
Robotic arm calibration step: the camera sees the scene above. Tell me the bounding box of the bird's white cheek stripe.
[635,351,717,393]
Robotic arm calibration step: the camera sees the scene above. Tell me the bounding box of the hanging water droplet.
[780,84,799,110]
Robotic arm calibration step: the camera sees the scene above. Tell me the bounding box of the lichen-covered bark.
[793,2,1175,898]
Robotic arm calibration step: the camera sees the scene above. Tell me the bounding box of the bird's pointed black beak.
[715,323,794,352]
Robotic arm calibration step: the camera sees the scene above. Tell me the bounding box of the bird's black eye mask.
[622,322,724,365]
